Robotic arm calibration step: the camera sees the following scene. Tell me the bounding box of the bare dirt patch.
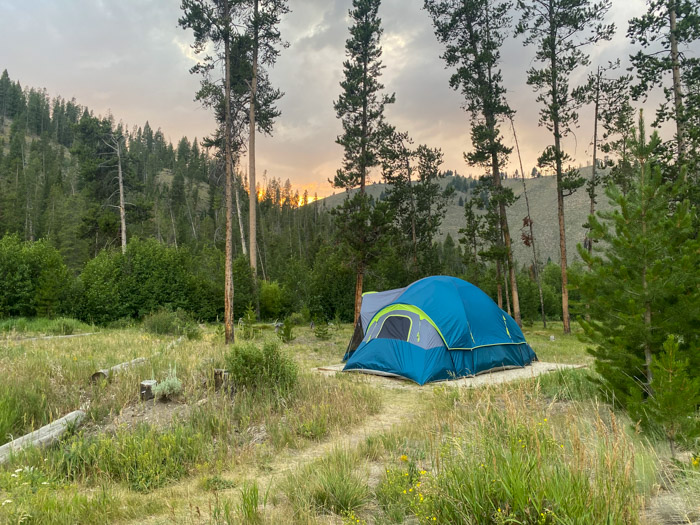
[315,361,585,389]
[103,398,194,434]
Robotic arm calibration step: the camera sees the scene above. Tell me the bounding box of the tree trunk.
[407,157,418,268]
[0,411,85,465]
[496,260,503,309]
[550,34,571,334]
[585,70,600,322]
[354,264,364,325]
[668,0,685,160]
[641,162,653,390]
[503,258,511,315]
[232,160,247,257]
[511,116,546,328]
[488,116,520,325]
[223,5,235,345]
[249,0,259,277]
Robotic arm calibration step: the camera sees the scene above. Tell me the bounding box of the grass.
[1,319,697,523]
[281,448,371,517]
[0,316,93,337]
[522,321,592,364]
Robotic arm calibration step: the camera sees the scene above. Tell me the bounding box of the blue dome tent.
[343,276,537,385]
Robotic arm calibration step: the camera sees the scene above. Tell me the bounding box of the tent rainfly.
[343,276,537,385]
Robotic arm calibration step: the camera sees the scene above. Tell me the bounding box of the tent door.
[376,315,412,341]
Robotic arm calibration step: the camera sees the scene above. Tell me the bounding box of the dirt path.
[254,387,420,482]
[131,363,585,523]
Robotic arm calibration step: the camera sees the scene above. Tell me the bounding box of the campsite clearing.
[0,322,697,524]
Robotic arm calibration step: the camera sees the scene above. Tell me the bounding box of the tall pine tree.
[516,0,614,333]
[333,0,395,323]
[426,0,522,326]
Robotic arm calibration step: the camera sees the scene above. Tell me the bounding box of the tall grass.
[0,316,92,336]
[282,449,370,517]
[373,385,659,524]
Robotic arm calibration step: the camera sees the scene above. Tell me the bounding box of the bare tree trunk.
[248,0,259,277]
[503,258,512,315]
[233,167,247,257]
[223,2,235,344]
[585,69,601,322]
[496,260,503,309]
[550,45,571,334]
[118,142,126,252]
[104,135,127,253]
[489,119,521,325]
[668,0,685,160]
[354,264,364,324]
[169,206,178,249]
[406,157,418,267]
[640,161,653,389]
[511,117,546,328]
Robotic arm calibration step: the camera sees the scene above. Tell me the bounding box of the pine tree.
[574,113,700,406]
[179,0,241,344]
[243,0,289,280]
[426,0,522,325]
[381,131,451,276]
[516,0,615,333]
[333,0,395,323]
[628,0,700,163]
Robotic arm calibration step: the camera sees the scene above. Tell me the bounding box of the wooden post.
[140,380,158,401]
[213,369,229,391]
[0,410,85,465]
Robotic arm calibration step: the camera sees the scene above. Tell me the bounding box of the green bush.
[225,340,297,396]
[260,280,283,320]
[0,235,73,318]
[153,365,183,400]
[142,308,201,339]
[79,238,224,324]
[278,317,295,343]
[288,312,305,326]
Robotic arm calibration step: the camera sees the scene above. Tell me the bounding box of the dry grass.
[0,321,697,524]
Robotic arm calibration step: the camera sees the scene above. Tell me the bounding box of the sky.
[0,0,675,197]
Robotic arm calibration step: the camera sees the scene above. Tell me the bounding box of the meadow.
[0,318,697,524]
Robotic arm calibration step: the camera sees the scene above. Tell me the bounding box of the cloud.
[0,0,685,196]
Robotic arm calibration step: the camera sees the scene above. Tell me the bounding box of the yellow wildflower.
[400,454,408,462]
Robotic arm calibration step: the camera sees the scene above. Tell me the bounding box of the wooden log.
[0,410,85,465]
[91,357,147,382]
[140,379,157,401]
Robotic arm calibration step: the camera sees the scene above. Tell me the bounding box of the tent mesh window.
[376,315,411,341]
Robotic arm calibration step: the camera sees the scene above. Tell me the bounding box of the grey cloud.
[0,0,682,193]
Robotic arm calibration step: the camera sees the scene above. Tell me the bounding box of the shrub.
[278,317,295,343]
[288,312,305,326]
[0,235,73,318]
[225,340,297,396]
[142,308,201,339]
[153,365,183,401]
[239,303,257,340]
[313,319,331,341]
[260,280,283,320]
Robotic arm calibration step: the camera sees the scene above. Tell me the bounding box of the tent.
[343,276,537,385]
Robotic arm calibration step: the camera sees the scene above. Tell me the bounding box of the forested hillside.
[321,168,610,265]
[0,69,582,326]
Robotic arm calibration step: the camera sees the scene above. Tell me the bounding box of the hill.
[319,167,611,266]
